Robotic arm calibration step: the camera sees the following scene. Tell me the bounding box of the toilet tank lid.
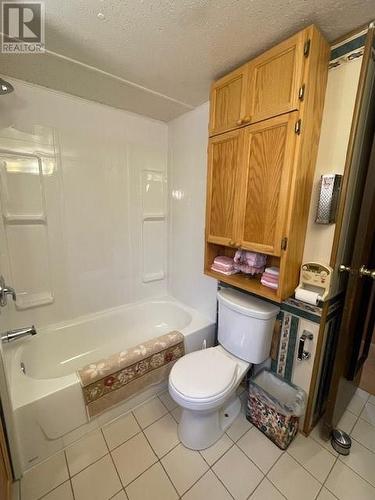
[217,288,280,319]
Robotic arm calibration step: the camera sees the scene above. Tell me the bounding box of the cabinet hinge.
[294,119,302,135]
[304,39,311,57]
[298,84,305,101]
[281,237,288,251]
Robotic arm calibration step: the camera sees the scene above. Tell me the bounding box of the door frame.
[323,24,375,432]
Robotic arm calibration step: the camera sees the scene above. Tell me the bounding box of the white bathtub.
[3,297,215,472]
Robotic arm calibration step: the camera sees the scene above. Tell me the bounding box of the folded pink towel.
[214,256,234,267]
[212,256,235,273]
[264,266,280,276]
[261,278,278,289]
[262,273,279,283]
[211,264,238,275]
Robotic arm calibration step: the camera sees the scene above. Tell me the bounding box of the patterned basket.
[246,369,305,450]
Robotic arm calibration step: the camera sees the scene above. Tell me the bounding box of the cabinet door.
[238,113,298,255]
[209,65,249,137]
[248,31,305,124]
[206,129,243,247]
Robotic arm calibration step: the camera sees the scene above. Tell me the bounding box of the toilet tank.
[217,288,280,364]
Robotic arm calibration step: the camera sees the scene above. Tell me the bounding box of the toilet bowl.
[169,345,249,449]
[168,288,280,450]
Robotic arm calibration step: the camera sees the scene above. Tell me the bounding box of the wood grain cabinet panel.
[248,31,305,124]
[209,65,249,136]
[206,130,243,246]
[0,417,12,500]
[238,113,298,255]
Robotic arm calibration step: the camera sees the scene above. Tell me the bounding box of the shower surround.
[0,77,217,477]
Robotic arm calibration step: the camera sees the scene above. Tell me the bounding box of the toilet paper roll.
[295,287,321,305]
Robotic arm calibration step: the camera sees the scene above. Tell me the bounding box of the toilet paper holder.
[295,262,333,304]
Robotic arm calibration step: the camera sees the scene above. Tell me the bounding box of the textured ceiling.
[1,0,374,121]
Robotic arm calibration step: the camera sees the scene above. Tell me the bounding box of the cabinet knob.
[235,242,241,247]
[229,240,235,246]
[243,116,251,123]
[236,119,244,126]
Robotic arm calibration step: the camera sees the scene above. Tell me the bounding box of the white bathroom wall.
[0,77,168,328]
[168,103,217,321]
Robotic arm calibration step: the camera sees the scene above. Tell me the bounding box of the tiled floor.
[18,387,375,500]
[359,342,375,395]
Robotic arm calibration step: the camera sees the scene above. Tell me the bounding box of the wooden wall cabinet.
[205,25,330,302]
[206,129,243,247]
[248,31,305,125]
[209,30,308,137]
[238,113,298,256]
[209,65,249,137]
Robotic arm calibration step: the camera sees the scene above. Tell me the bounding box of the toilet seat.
[169,347,238,405]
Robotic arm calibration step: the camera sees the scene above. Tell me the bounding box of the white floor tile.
[171,406,182,423]
[144,413,179,458]
[326,460,375,500]
[340,438,375,487]
[310,423,338,456]
[369,395,375,405]
[111,491,128,500]
[158,390,178,411]
[21,452,69,500]
[200,433,233,466]
[355,387,370,401]
[102,412,141,450]
[125,462,178,500]
[351,418,375,453]
[316,487,338,500]
[182,470,232,500]
[249,478,285,500]
[212,445,263,500]
[65,430,108,476]
[111,433,157,486]
[347,391,368,416]
[268,453,321,500]
[360,401,375,427]
[287,434,336,483]
[40,481,74,500]
[133,398,168,428]
[237,427,283,474]
[71,455,122,500]
[161,443,209,495]
[226,410,253,442]
[337,409,358,434]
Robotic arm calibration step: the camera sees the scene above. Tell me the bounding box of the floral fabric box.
[246,369,306,450]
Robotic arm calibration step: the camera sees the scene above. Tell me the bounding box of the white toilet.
[168,288,280,450]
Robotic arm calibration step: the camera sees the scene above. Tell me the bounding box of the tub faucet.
[1,326,37,343]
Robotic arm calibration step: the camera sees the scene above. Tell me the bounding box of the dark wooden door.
[324,26,375,431]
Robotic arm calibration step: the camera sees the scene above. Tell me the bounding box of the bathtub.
[3,297,215,472]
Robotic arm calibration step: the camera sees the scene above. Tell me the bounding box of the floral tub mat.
[78,331,185,417]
